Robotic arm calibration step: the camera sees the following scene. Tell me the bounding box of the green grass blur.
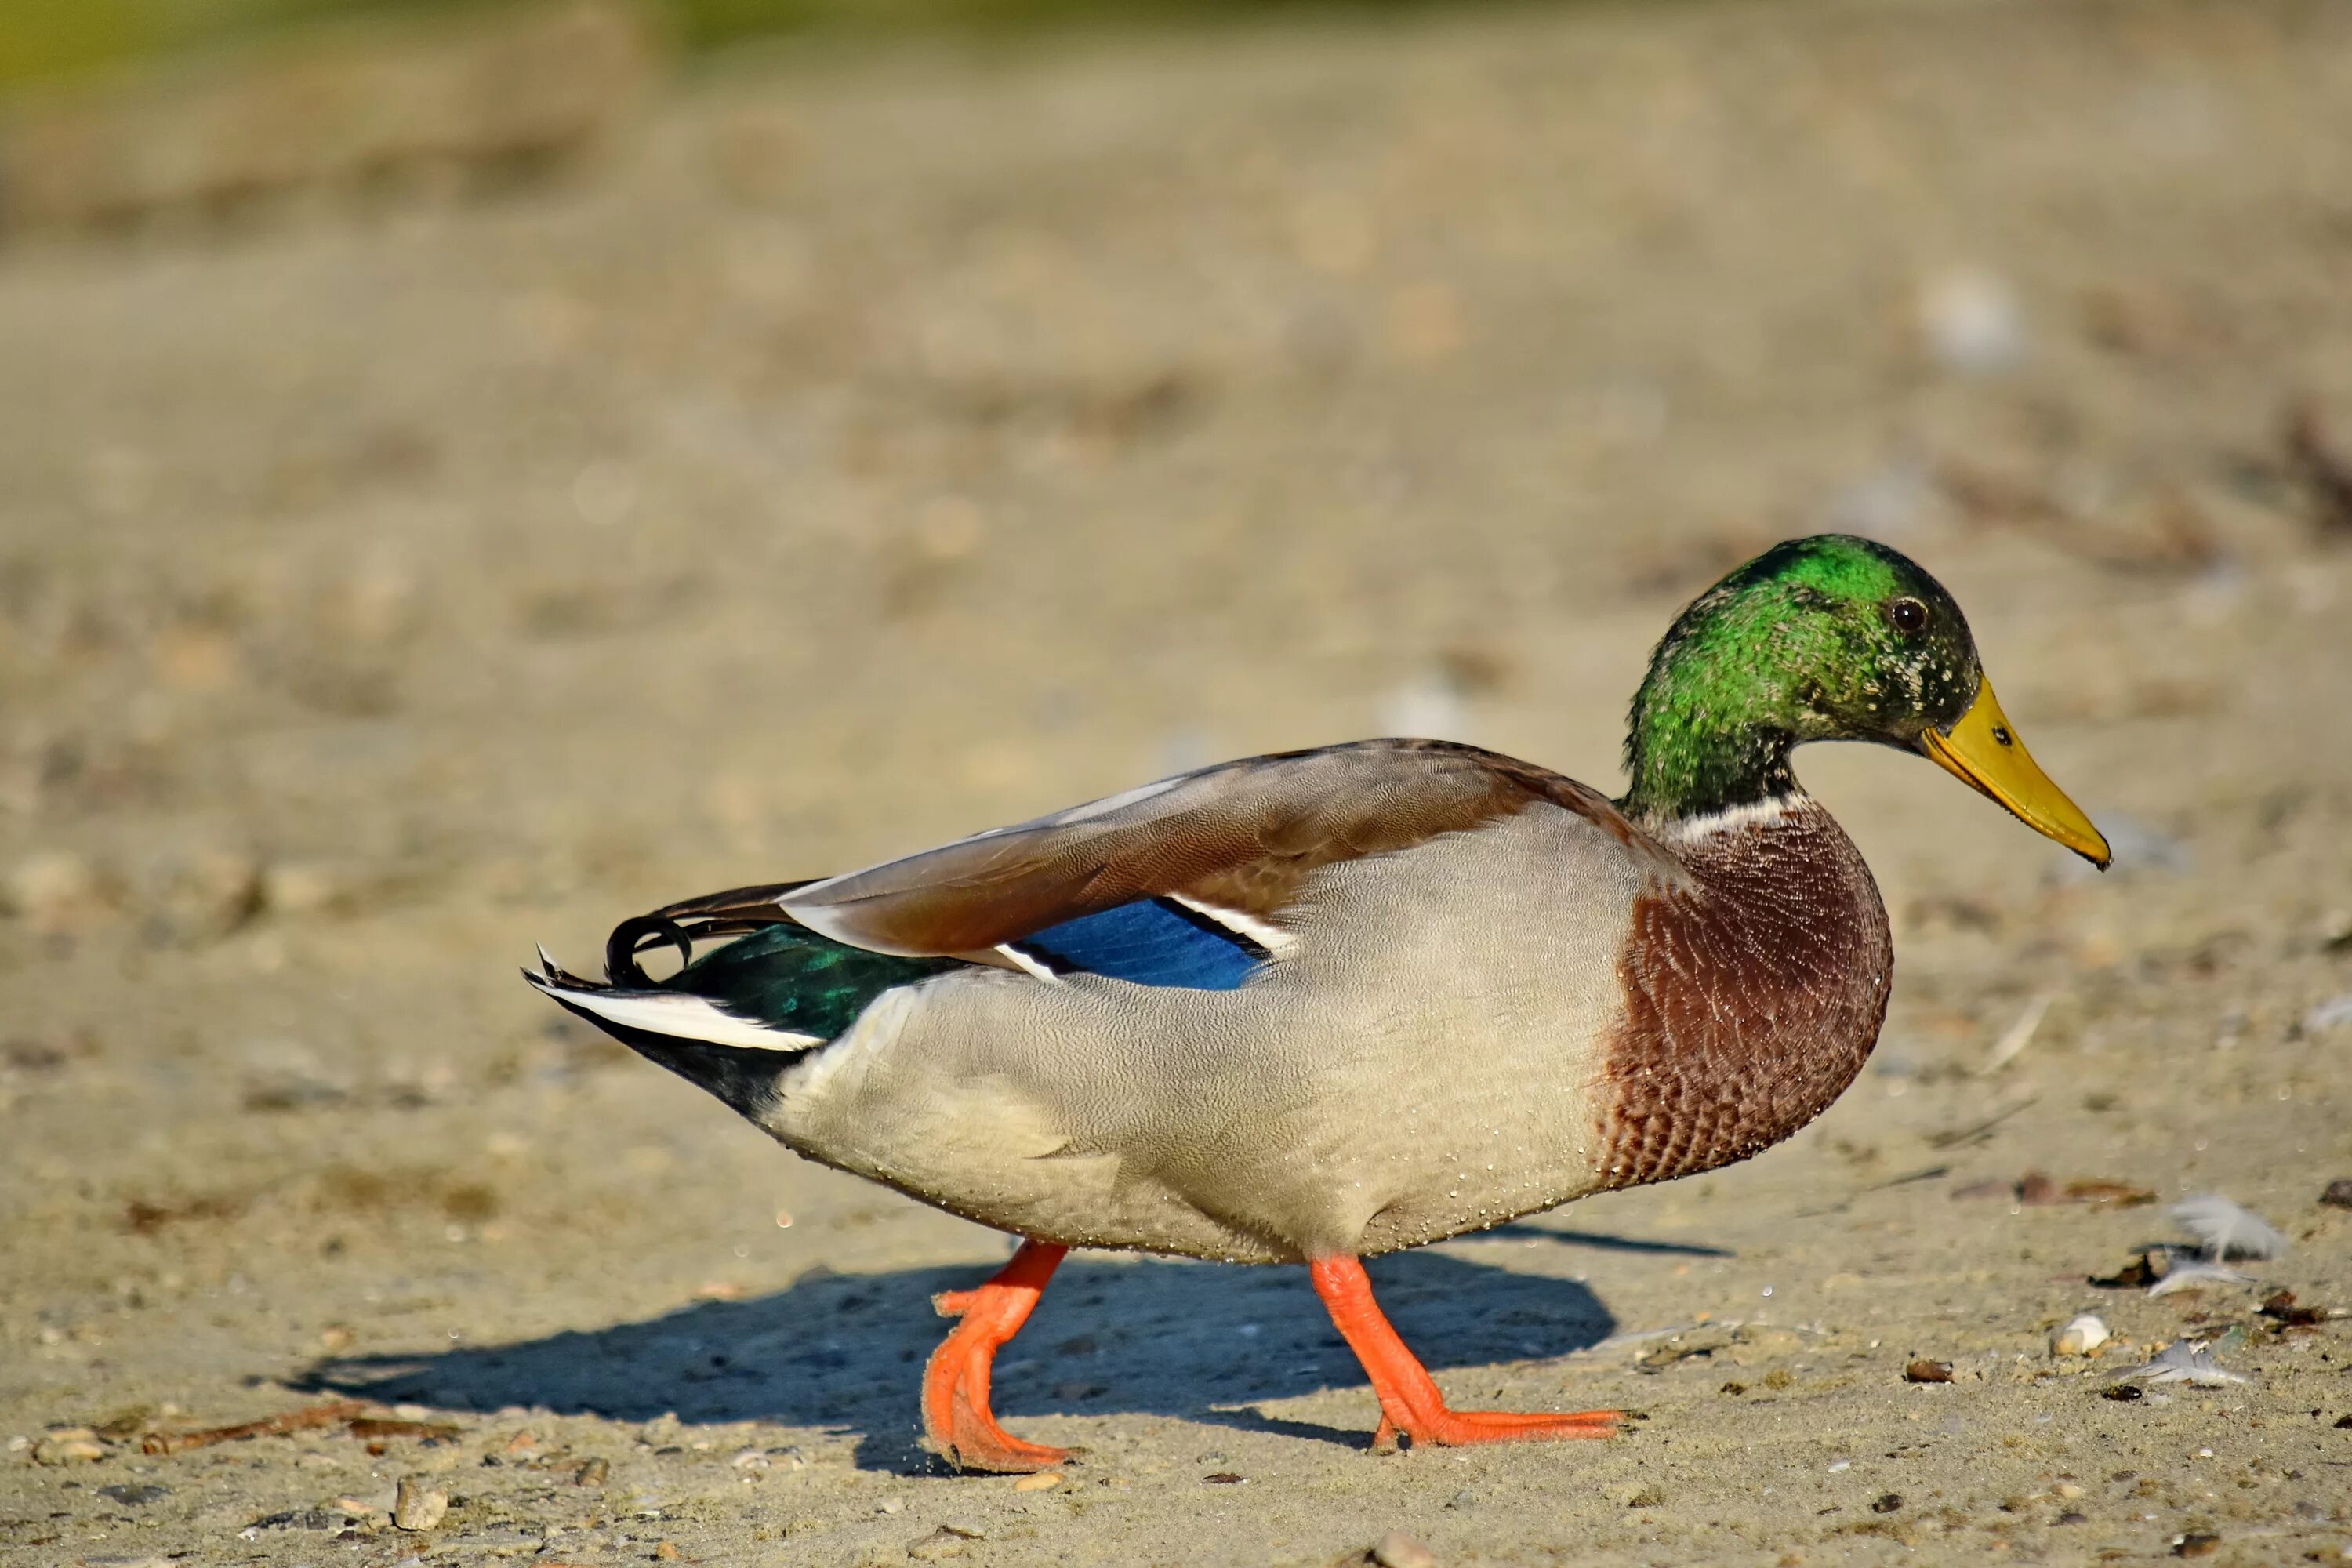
[0,2,461,91]
[0,0,1486,93]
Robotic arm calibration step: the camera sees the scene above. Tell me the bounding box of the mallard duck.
[527,534,2108,1472]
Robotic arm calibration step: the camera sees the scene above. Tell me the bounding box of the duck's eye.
[1889,597,1929,635]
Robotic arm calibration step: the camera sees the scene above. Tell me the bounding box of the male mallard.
[527,534,2108,1472]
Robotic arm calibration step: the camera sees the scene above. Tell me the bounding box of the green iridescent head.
[1621,534,2110,865]
[1621,535,1984,819]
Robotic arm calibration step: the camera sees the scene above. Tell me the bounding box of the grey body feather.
[768,806,1646,1264]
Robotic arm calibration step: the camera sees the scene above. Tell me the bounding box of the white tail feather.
[525,969,818,1052]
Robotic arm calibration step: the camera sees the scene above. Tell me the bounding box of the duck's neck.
[1617,646,1800,826]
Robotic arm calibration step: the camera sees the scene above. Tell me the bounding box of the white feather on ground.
[2170,1194,2288,1260]
[2107,1340,2252,1387]
[2146,1260,2258,1297]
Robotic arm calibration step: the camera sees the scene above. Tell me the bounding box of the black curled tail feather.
[602,880,967,1044]
[604,879,818,984]
[604,913,695,985]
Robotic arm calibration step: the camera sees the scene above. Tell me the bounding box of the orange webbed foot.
[921,1241,1072,1474]
[1310,1254,1624,1453]
[1371,1406,1622,1452]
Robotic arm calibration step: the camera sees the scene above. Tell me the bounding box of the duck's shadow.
[296,1249,1625,1472]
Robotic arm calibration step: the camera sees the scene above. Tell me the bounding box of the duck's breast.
[1592,796,1894,1191]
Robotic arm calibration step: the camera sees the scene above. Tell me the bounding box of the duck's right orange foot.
[920,1240,1073,1475]
[1309,1254,1624,1454]
[1372,1406,1621,1453]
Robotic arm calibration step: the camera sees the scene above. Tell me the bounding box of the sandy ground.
[5,0,2352,1562]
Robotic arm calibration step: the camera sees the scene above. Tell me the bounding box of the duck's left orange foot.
[922,1240,1073,1474]
[1309,1254,1623,1453]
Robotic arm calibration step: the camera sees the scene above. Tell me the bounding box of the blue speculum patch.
[1014,897,1265,989]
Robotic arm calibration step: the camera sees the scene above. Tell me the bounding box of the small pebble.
[2175,1533,2221,1559]
[1871,1494,1903,1514]
[5,851,111,934]
[260,860,358,916]
[1918,266,2024,374]
[908,1527,970,1562]
[2303,995,2352,1036]
[2052,1314,2111,1357]
[34,1428,106,1465]
[151,848,262,939]
[1011,1471,1064,1492]
[1904,1359,1954,1384]
[653,1544,679,1563]
[2090,1250,2164,1288]
[2320,1179,2352,1210]
[1370,1530,1439,1568]
[391,1478,448,1531]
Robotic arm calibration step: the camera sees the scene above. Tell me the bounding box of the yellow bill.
[1921,677,2111,869]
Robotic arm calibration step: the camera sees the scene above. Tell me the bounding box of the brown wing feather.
[778,739,1635,957]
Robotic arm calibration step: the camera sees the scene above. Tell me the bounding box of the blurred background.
[1,0,2349,1553]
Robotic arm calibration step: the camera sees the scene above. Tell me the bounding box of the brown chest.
[1594,800,1893,1190]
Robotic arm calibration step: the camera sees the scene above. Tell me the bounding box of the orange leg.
[921,1240,1070,1472]
[1309,1255,1621,1451]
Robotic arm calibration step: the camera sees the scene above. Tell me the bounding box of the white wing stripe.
[1163,894,1296,953]
[993,944,1068,982]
